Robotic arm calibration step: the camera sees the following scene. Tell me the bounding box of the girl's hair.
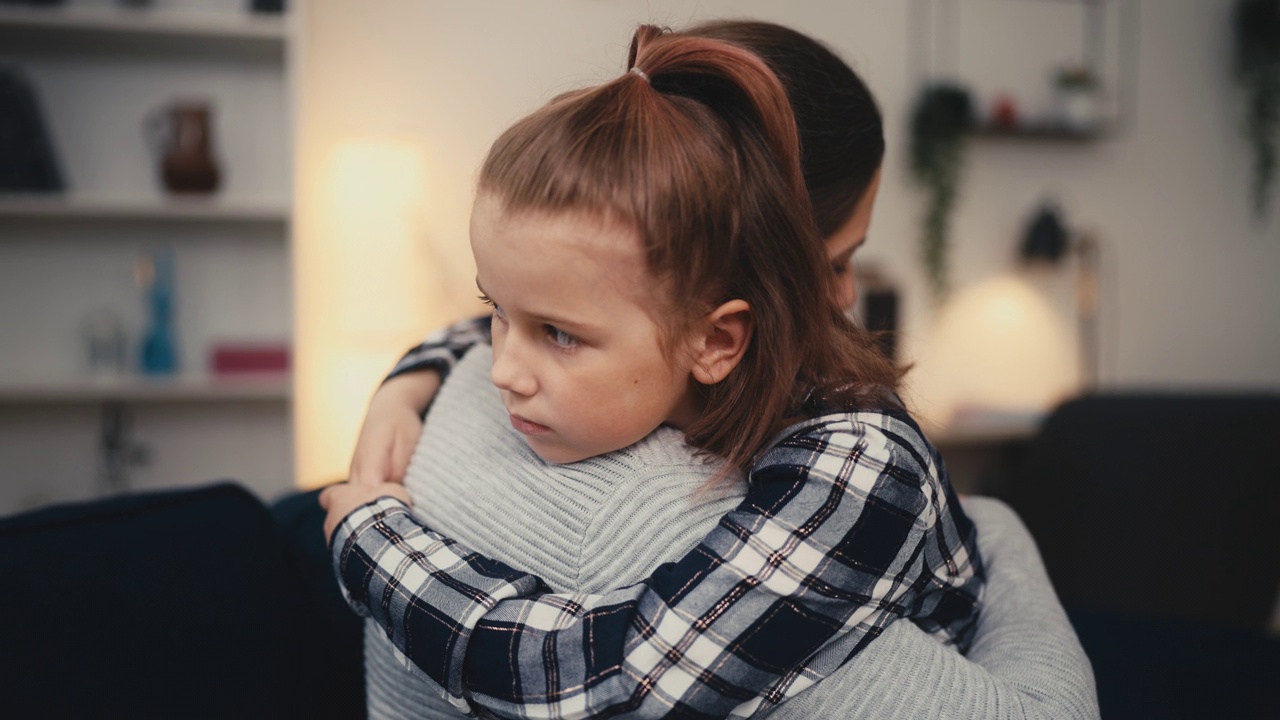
[686,20,885,238]
[478,24,901,474]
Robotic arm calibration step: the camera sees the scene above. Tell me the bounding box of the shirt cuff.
[330,496,413,616]
[330,494,543,705]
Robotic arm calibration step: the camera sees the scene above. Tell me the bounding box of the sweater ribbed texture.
[364,346,1099,719]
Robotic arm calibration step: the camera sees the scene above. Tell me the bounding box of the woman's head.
[473,25,899,472]
[688,20,885,309]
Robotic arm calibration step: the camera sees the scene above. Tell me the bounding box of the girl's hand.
[348,372,442,487]
[319,481,413,544]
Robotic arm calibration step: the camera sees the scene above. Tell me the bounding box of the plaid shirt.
[386,314,493,385]
[336,318,984,719]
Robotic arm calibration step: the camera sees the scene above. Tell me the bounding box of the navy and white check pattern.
[334,380,983,719]
[387,315,493,384]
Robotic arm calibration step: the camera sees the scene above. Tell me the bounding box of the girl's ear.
[690,299,753,385]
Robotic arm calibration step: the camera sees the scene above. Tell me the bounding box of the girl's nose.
[490,332,537,397]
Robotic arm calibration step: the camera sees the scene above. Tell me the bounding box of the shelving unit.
[0,2,288,41]
[0,193,289,223]
[0,3,289,43]
[972,122,1106,142]
[0,0,295,514]
[909,0,1133,140]
[0,375,290,404]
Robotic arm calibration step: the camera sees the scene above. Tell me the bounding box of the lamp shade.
[909,275,1079,426]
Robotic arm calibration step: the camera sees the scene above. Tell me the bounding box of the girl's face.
[470,193,699,465]
[823,167,882,310]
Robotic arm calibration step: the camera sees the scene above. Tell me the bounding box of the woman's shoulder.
[759,407,938,477]
[744,406,962,542]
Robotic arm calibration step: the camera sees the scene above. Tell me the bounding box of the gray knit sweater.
[364,346,1098,719]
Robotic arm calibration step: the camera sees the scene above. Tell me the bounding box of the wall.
[906,0,1280,422]
[292,0,1279,486]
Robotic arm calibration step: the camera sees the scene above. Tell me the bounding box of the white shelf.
[0,4,288,44]
[0,194,290,223]
[0,374,291,404]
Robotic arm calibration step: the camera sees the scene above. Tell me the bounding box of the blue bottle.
[139,247,178,376]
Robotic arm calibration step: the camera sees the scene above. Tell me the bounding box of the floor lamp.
[1020,203,1102,391]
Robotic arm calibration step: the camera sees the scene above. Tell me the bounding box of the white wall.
[293,0,1278,484]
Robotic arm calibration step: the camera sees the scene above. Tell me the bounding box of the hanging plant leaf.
[909,83,974,300]
[1233,0,1280,217]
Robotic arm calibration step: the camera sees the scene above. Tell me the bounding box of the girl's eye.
[478,293,505,320]
[545,325,579,350]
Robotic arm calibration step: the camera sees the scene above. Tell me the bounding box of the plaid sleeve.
[385,314,492,383]
[333,412,983,720]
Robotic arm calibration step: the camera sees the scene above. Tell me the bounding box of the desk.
[925,411,1044,495]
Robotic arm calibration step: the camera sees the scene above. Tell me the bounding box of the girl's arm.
[386,314,492,382]
[348,316,491,486]
[775,496,1099,719]
[332,416,982,719]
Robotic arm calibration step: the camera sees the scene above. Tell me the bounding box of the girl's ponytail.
[625,25,810,211]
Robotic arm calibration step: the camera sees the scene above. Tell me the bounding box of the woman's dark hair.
[687,20,885,238]
[478,25,900,477]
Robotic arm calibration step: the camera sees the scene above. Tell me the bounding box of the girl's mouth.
[508,413,551,435]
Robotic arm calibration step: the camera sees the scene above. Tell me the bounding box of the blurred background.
[2,0,1278,713]
[2,1,1280,712]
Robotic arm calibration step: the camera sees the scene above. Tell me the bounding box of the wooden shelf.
[926,409,1045,447]
[0,4,288,45]
[0,374,291,404]
[973,122,1107,142]
[0,194,290,224]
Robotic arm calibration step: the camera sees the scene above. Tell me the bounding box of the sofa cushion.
[1007,393,1280,630]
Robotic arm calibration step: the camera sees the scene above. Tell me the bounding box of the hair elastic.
[630,66,649,81]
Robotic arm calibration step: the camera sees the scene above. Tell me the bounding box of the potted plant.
[1052,64,1102,131]
[909,83,975,300]
[1233,0,1280,217]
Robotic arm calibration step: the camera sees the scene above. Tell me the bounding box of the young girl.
[348,19,886,488]
[324,24,984,718]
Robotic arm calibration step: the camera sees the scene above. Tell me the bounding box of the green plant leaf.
[909,83,974,299]
[1234,0,1280,217]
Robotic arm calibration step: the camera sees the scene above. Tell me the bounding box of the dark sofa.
[0,483,364,720]
[1002,393,1280,719]
[3,393,1279,719]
